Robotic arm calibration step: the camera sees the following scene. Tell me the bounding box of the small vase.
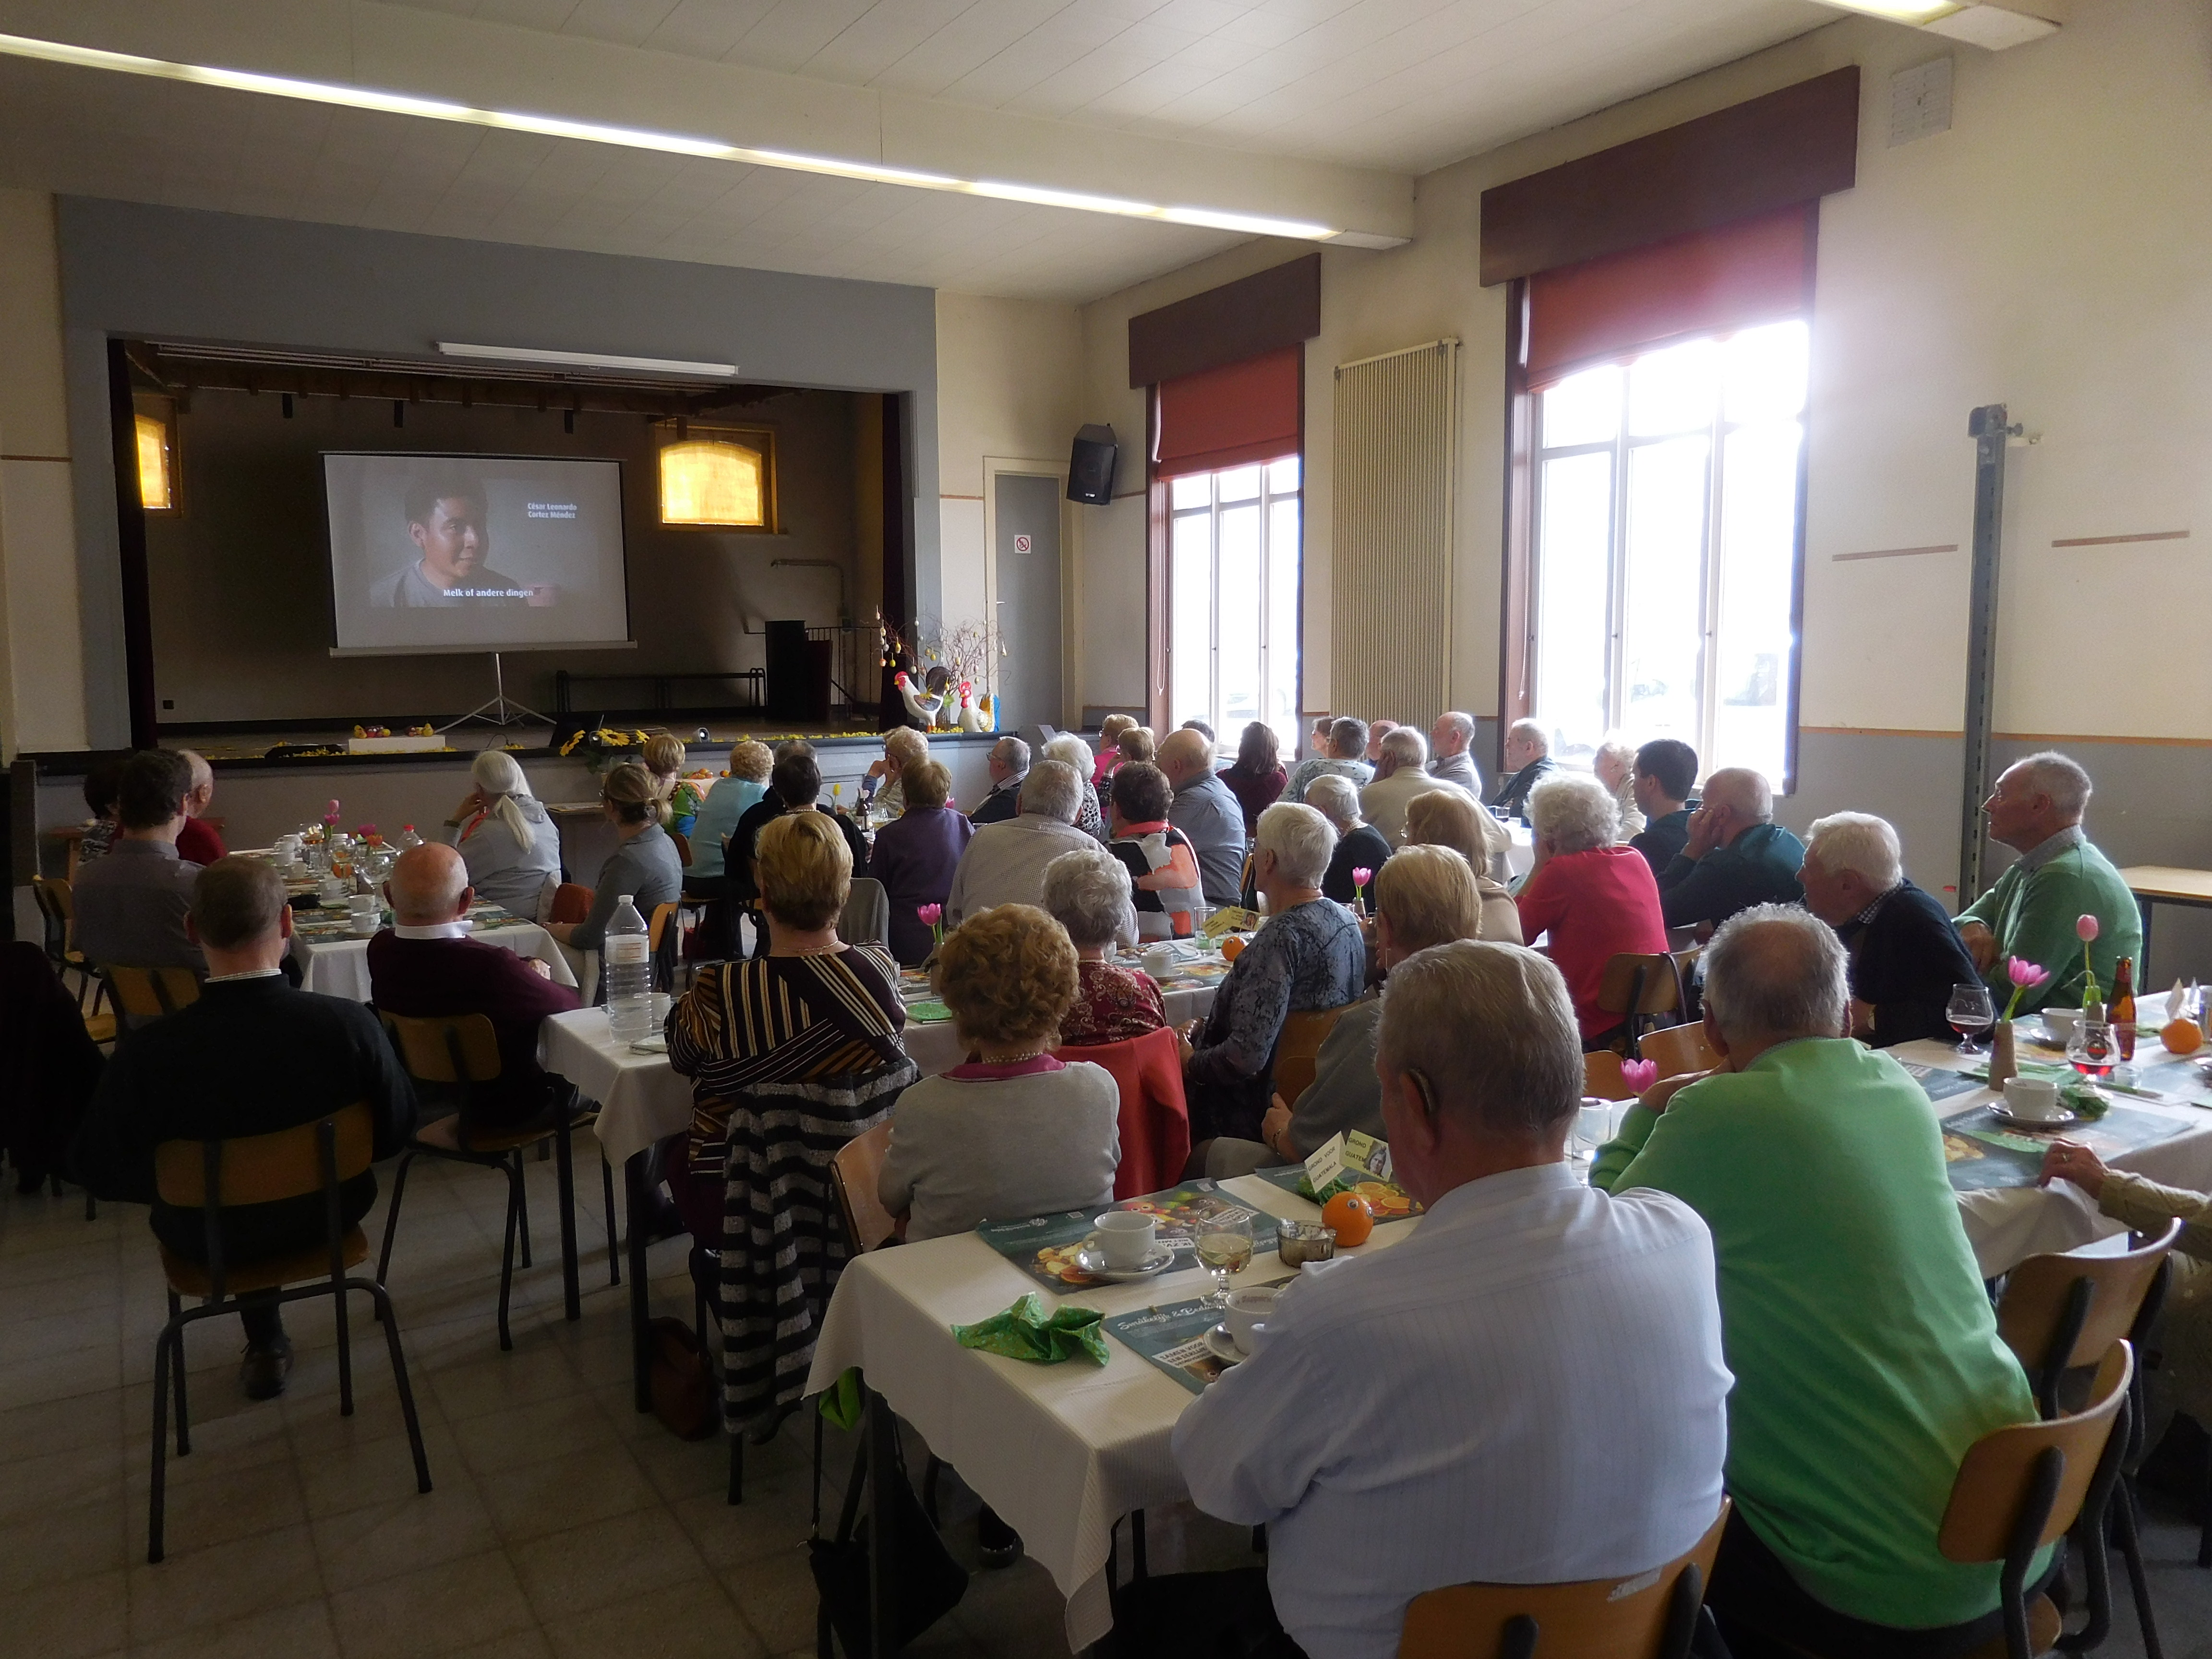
[1987,1022,2018,1090]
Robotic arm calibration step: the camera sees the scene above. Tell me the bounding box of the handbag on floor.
[809,1421,967,1657]
[646,1316,717,1441]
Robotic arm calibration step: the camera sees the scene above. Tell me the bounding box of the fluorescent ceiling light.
[0,30,1348,243]
[436,343,738,377]
[1815,0,1963,18]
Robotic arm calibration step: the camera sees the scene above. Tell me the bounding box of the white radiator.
[1330,338,1460,730]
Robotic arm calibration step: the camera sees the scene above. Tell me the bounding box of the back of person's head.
[1158,727,1212,775]
[884,727,930,771]
[2012,750,2092,822]
[1041,847,1133,951]
[1507,717,1550,754]
[728,740,774,783]
[192,855,288,951]
[902,758,951,811]
[1327,716,1367,759]
[1255,801,1334,886]
[1018,758,1082,823]
[388,842,469,925]
[1528,772,1619,854]
[1117,726,1155,766]
[470,748,538,846]
[1404,788,1489,866]
[601,761,668,828]
[1041,733,1093,774]
[1593,737,1636,781]
[1703,767,1774,823]
[83,756,124,819]
[1303,773,1361,831]
[1379,726,1427,769]
[179,749,213,796]
[1805,812,1901,891]
[1378,941,1581,1141]
[1635,739,1699,802]
[756,809,852,929]
[1375,845,1480,952]
[992,735,1031,775]
[932,904,1079,1047]
[773,738,815,764]
[1236,721,1280,774]
[642,733,685,780]
[1180,718,1215,743]
[1703,904,1850,1046]
[771,753,822,808]
[1099,713,1137,746]
[1109,762,1171,826]
[117,749,193,831]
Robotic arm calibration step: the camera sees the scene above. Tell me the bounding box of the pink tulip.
[1621,1059,1658,1092]
[916,903,942,926]
[2077,914,2100,943]
[2006,957,2051,990]
[1351,867,1373,888]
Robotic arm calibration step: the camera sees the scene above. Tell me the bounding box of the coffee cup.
[319,878,350,907]
[1142,945,1178,982]
[349,913,380,937]
[1225,1286,1278,1355]
[2040,1008,2083,1046]
[2004,1075,2063,1122]
[1090,1209,1157,1270]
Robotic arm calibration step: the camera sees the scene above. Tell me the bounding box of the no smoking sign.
[1013,533,1033,554]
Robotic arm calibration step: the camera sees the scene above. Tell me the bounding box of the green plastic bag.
[951,1291,1109,1366]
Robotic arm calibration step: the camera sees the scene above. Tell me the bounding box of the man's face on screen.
[410,495,488,586]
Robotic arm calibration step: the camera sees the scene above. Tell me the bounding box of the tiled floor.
[9,1151,2212,1659]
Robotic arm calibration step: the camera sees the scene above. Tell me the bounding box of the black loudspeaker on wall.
[1067,423,1117,506]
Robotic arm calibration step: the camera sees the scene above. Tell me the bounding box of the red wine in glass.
[1947,985,1996,1056]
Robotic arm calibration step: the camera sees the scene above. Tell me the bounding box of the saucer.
[1203,1325,1246,1365]
[1073,1240,1176,1281]
[1988,1103,2080,1132]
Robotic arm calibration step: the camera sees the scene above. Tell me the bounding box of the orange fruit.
[1321,1192,1375,1248]
[2161,1017,2203,1056]
[1221,935,1245,962]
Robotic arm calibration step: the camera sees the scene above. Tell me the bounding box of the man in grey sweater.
[946,761,1135,942]
[1159,727,1247,906]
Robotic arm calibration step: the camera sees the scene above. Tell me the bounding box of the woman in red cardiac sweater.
[1515,771,1668,1049]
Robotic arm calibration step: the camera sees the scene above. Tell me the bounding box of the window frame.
[1161,458,1304,754]
[656,422,780,533]
[131,395,181,517]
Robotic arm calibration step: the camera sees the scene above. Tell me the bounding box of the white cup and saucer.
[1141,945,1179,983]
[1075,1210,1173,1280]
[1206,1286,1279,1364]
[1992,1075,2076,1130]
[2037,1008,2084,1048]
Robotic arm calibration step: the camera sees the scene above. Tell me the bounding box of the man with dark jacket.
[72,857,415,1400]
[1657,768,1805,932]
[967,736,1030,826]
[1629,738,1701,875]
[1799,814,1982,1047]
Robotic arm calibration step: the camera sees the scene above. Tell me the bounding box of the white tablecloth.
[292,918,574,1000]
[804,1173,1414,1651]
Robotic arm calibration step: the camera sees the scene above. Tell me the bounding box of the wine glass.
[2067,1019,2118,1081]
[1194,1211,1255,1307]
[1947,984,1996,1058]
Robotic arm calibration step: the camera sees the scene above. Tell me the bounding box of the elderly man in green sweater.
[1593,904,2045,1656]
[1956,750,2139,1011]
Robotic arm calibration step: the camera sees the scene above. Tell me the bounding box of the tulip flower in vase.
[1350,867,1373,918]
[1987,956,2052,1089]
[916,903,944,959]
[2075,914,2103,1012]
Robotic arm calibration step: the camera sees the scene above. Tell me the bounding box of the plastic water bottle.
[397,824,424,850]
[603,895,656,1042]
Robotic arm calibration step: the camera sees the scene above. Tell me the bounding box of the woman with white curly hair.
[442,748,563,919]
[1515,771,1668,1047]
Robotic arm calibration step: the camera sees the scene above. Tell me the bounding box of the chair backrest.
[549,882,593,926]
[154,1101,378,1208]
[1938,1342,2133,1563]
[1053,1023,1192,1198]
[1582,1051,1635,1101]
[670,830,693,868]
[1997,1220,2181,1411]
[1396,1500,1730,1659]
[379,1009,504,1085]
[1596,954,1683,1019]
[1274,1003,1357,1107]
[840,877,890,950]
[103,964,203,1021]
[830,1120,899,1253]
[31,875,71,958]
[1638,1022,1718,1081]
[648,901,678,952]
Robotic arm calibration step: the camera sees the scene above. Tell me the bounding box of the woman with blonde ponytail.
[445,748,563,918]
[547,761,685,956]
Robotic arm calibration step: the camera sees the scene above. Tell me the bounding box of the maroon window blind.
[1152,346,1302,479]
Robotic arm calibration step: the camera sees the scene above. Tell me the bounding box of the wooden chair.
[1582,1051,1635,1101]
[1396,1500,1730,1658]
[1273,1004,1358,1107]
[102,964,203,1023]
[31,875,100,1010]
[830,1119,899,1255]
[548,883,593,926]
[670,829,693,868]
[147,1103,432,1562]
[1638,1022,1718,1081]
[1595,954,1684,1054]
[375,1011,612,1350]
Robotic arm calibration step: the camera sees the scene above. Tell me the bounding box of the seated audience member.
[1117,724,1156,771]
[1304,716,1332,761]
[1629,738,1700,874]
[1799,812,1980,1047]
[642,733,703,835]
[1181,803,1364,1143]
[669,812,914,1428]
[730,752,872,923]
[1360,726,1467,848]
[73,756,124,870]
[1956,750,2139,1011]
[1516,773,1668,1045]
[72,858,415,1399]
[1305,775,1392,908]
[0,943,106,1195]
[967,736,1031,826]
[1042,848,1163,1046]
[546,761,685,958]
[174,751,227,865]
[367,843,580,1135]
[444,748,563,920]
[1593,737,1645,839]
[862,725,929,821]
[72,748,205,975]
[686,739,774,887]
[1160,727,1247,906]
[1363,718,1398,764]
[1404,791,1522,943]
[1221,721,1287,840]
[871,758,975,965]
[1094,713,1137,785]
[1656,767,1804,931]
[1208,844,1482,1177]
[1284,715,1374,803]
[1103,763,1205,941]
[1490,718,1557,820]
[1593,906,2043,1655]
[1181,718,1216,744]
[947,760,1111,932]
[880,904,1119,1241]
[1426,710,1482,796]
[1041,733,1107,838]
[2039,1138,2212,1451]
[1176,940,1730,1659]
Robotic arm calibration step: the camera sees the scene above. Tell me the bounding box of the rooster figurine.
[956,682,993,733]
[894,670,946,728]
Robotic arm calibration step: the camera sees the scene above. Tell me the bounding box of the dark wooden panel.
[1479,67,1860,287]
[1128,254,1321,388]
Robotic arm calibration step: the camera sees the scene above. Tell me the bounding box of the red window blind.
[1153,346,1301,479]
[1525,204,1815,387]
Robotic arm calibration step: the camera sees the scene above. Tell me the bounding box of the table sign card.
[974,1181,1279,1292]
[1940,1101,2191,1193]
[1255,1132,1422,1220]
[1104,1298,1239,1393]
[1201,907,1258,939]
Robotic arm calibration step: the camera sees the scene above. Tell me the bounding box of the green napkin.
[951,1291,1109,1366]
[905,999,954,1023]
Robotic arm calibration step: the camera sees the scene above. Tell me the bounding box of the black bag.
[809,1426,967,1657]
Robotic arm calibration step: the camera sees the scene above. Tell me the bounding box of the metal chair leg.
[374,1150,417,1294]
[513,1151,533,1269]
[497,1159,521,1352]
[166,1290,190,1455]
[148,1323,175,1564]
[362,1278,434,1494]
[601,1152,621,1286]
[2113,1479,2164,1659]
[334,1276,356,1419]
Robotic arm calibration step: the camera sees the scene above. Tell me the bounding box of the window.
[659,428,777,529]
[1168,456,1301,756]
[133,405,178,514]
[1530,319,1807,788]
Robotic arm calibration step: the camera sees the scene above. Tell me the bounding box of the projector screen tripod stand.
[438,653,550,732]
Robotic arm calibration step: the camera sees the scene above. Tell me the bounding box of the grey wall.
[56,197,939,745]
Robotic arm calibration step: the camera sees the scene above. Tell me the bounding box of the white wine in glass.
[1195,1213,1255,1306]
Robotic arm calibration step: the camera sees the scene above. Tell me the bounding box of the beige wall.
[0,187,90,757]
